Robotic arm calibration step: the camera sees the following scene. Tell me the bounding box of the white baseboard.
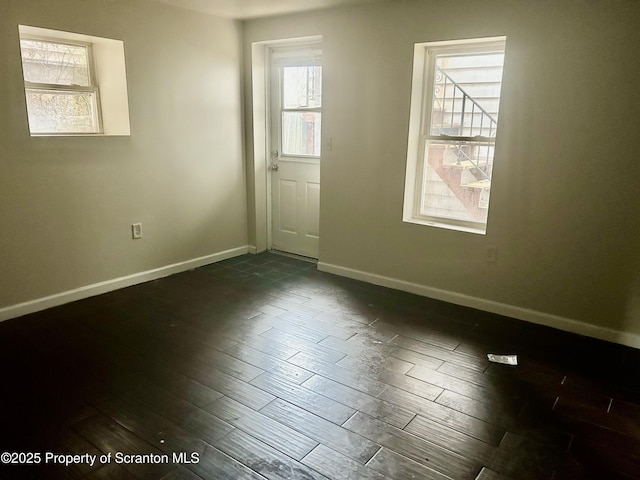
[318,262,640,349]
[247,245,258,254]
[0,245,250,323]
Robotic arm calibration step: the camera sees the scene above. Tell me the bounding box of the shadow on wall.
[623,275,640,344]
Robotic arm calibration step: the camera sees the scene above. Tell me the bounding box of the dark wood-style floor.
[1,252,639,480]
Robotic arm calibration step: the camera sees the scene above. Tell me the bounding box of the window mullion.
[426,134,496,144]
[25,82,97,94]
[281,108,322,113]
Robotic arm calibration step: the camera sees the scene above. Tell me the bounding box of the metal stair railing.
[431,66,499,182]
[434,66,498,138]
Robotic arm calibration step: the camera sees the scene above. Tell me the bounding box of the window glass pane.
[421,140,494,223]
[282,112,321,156]
[430,52,504,137]
[25,89,98,133]
[283,66,322,109]
[20,40,90,86]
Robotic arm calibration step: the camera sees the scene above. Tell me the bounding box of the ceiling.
[150,0,387,19]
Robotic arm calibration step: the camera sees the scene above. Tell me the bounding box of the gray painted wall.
[0,0,247,308]
[2,0,638,345]
[243,0,640,342]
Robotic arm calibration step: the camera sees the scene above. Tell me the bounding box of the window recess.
[18,25,131,137]
[403,37,506,234]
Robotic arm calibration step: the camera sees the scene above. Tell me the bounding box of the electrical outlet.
[132,223,142,239]
[486,246,497,263]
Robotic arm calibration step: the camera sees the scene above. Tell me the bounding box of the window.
[20,37,102,134]
[403,37,506,234]
[281,65,322,157]
[270,44,322,159]
[18,25,131,137]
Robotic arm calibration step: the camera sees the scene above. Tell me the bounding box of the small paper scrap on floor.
[487,354,518,365]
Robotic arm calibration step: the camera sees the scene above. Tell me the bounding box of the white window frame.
[18,25,131,137]
[403,36,506,235]
[269,44,323,162]
[20,34,103,135]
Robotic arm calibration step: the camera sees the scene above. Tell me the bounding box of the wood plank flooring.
[1,252,639,479]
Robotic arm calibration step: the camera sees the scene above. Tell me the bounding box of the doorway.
[268,44,322,259]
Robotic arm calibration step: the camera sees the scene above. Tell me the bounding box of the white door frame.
[249,36,322,254]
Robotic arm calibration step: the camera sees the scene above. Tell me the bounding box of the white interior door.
[270,46,322,258]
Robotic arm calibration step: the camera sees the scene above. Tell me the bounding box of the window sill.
[29,133,130,137]
[403,216,487,235]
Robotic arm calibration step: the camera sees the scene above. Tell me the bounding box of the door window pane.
[282,112,321,156]
[283,66,322,109]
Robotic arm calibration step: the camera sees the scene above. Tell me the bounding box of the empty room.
[1,0,639,479]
